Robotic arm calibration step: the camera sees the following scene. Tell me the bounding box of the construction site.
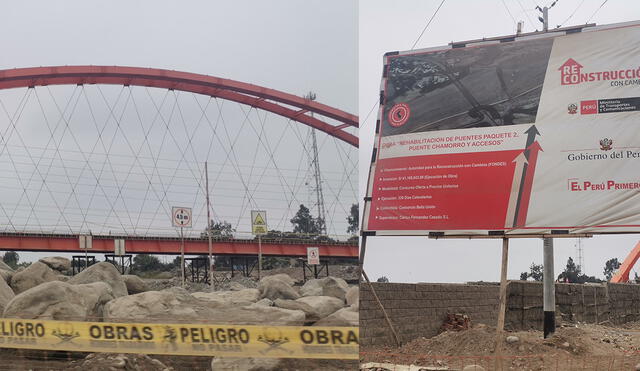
[0,254,359,370]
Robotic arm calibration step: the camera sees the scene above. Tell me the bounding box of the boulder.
[0,269,13,284]
[462,365,486,371]
[211,357,280,371]
[39,256,71,273]
[295,296,344,318]
[10,261,64,294]
[322,277,349,301]
[300,278,325,297]
[0,277,15,314]
[0,260,13,271]
[67,353,170,371]
[253,298,273,307]
[313,306,358,326]
[228,282,246,291]
[258,279,300,301]
[345,286,359,308]
[260,273,296,287]
[192,288,260,306]
[68,262,128,297]
[4,281,114,320]
[506,335,519,344]
[104,289,305,325]
[274,299,321,323]
[122,275,148,294]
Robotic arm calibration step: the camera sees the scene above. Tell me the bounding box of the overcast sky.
[359,0,640,283]
[0,0,357,263]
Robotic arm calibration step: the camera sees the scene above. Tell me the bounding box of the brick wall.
[361,281,640,346]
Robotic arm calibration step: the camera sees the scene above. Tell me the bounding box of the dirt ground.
[361,322,640,371]
[0,349,357,370]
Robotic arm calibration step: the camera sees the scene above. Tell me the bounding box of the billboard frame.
[362,21,640,239]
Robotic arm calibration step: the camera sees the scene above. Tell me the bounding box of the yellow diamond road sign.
[251,210,267,235]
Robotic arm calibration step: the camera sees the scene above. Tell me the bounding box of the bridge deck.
[0,232,358,258]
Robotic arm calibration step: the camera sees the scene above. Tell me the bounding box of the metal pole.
[543,237,556,338]
[205,161,213,286]
[258,234,262,280]
[542,6,549,32]
[180,226,185,287]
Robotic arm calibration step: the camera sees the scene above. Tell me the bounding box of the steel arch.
[0,66,358,147]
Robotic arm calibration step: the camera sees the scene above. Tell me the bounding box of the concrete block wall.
[608,283,640,324]
[361,281,640,346]
[360,282,500,346]
[506,281,609,330]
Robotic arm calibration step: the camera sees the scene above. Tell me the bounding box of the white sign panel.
[79,235,92,250]
[307,247,320,265]
[172,207,192,228]
[114,239,126,256]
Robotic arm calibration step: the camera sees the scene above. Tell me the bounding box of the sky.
[0,0,358,263]
[359,0,640,283]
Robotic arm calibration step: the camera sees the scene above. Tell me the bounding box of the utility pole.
[304,91,327,235]
[205,161,214,286]
[537,1,556,32]
[576,238,584,273]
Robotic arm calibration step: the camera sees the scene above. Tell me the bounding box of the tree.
[519,263,543,281]
[290,204,321,235]
[2,251,19,269]
[558,257,580,283]
[202,220,235,238]
[558,257,602,284]
[376,276,389,283]
[603,258,621,281]
[132,255,164,273]
[347,203,359,234]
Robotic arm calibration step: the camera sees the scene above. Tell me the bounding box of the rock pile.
[0,256,358,370]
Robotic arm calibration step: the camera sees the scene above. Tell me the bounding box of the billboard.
[363,22,640,236]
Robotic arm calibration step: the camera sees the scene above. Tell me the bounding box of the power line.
[586,0,610,24]
[360,100,379,129]
[501,0,517,27]
[411,0,447,50]
[515,0,536,29]
[558,0,586,27]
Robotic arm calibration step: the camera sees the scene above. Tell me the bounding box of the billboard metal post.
[543,237,555,338]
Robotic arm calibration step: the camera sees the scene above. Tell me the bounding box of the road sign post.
[251,210,267,280]
[172,207,192,286]
[79,234,92,270]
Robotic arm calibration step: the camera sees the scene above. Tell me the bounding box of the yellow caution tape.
[0,318,358,359]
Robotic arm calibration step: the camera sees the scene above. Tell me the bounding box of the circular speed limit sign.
[172,207,192,228]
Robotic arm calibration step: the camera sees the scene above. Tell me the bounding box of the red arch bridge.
[0,66,358,277]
